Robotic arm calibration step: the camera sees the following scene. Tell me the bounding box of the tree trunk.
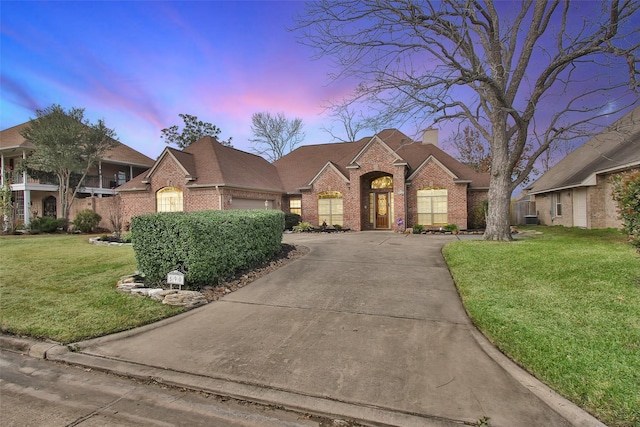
[483,118,513,241]
[483,173,513,241]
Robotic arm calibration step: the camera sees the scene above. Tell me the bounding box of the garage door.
[232,199,274,210]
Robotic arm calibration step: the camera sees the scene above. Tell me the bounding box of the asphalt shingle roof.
[0,121,154,168]
[527,106,640,194]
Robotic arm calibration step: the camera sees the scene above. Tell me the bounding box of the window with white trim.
[318,191,343,226]
[417,188,448,225]
[156,187,183,212]
[553,192,562,216]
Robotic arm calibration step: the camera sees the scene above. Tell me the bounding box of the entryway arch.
[362,172,394,230]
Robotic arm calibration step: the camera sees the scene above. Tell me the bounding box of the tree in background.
[321,101,394,142]
[297,0,639,241]
[446,125,535,184]
[250,112,305,162]
[20,104,117,229]
[161,113,232,149]
[446,126,492,174]
[612,170,640,252]
[1,169,15,232]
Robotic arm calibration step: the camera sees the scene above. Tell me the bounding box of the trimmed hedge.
[284,213,301,230]
[131,210,284,287]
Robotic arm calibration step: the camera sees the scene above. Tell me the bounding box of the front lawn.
[443,227,640,427]
[0,234,183,344]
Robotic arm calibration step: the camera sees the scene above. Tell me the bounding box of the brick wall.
[118,154,284,231]
[303,165,350,228]
[347,140,406,231]
[533,176,623,229]
[407,160,469,230]
[590,174,623,229]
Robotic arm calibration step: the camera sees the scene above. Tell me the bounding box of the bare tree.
[321,103,370,142]
[321,101,394,142]
[250,112,305,162]
[296,0,639,240]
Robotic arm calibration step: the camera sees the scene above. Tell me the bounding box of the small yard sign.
[167,270,185,290]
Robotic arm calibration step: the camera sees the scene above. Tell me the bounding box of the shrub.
[284,213,301,230]
[30,216,65,233]
[72,209,102,233]
[611,170,640,251]
[443,224,459,232]
[131,210,284,287]
[469,199,488,229]
[413,224,424,234]
[293,221,314,232]
[333,224,343,231]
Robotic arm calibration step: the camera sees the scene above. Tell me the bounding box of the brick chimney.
[422,128,438,147]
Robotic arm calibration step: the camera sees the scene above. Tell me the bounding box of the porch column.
[129,165,133,182]
[22,150,27,184]
[98,161,103,189]
[24,189,31,227]
[97,161,103,198]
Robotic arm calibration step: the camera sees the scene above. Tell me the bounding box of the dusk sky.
[1,0,357,158]
[1,1,638,164]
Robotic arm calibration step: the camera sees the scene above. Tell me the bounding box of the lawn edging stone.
[117,274,207,309]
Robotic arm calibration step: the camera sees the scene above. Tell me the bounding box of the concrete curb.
[468,327,607,427]
[1,331,607,427]
[45,344,463,427]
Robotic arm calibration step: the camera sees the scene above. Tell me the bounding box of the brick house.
[119,129,489,232]
[0,121,154,229]
[118,136,285,227]
[525,105,640,229]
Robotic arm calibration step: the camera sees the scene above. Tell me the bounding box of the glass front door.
[375,192,389,229]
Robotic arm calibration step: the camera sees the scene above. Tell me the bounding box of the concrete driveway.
[52,232,595,427]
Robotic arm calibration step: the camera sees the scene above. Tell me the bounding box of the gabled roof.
[0,123,34,150]
[273,139,366,193]
[120,136,284,193]
[0,121,154,168]
[274,129,489,193]
[527,106,640,194]
[143,147,197,182]
[308,161,350,186]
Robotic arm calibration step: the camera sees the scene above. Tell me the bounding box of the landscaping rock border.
[116,243,310,308]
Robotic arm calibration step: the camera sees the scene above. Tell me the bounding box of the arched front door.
[43,196,56,218]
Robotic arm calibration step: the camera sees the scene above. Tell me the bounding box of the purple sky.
[1,1,638,168]
[1,1,357,158]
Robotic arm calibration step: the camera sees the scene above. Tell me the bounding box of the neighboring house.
[0,121,155,228]
[119,129,489,232]
[525,105,640,229]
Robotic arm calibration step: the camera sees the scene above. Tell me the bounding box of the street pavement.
[0,348,337,426]
[2,232,605,426]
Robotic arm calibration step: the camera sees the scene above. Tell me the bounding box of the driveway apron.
[76,232,572,427]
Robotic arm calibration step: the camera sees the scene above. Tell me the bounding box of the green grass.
[0,234,183,344]
[443,226,640,427]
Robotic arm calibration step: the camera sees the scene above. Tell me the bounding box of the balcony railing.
[10,171,58,185]
[7,171,126,189]
[83,175,126,189]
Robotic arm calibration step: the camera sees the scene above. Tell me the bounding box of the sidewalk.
[4,232,604,427]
